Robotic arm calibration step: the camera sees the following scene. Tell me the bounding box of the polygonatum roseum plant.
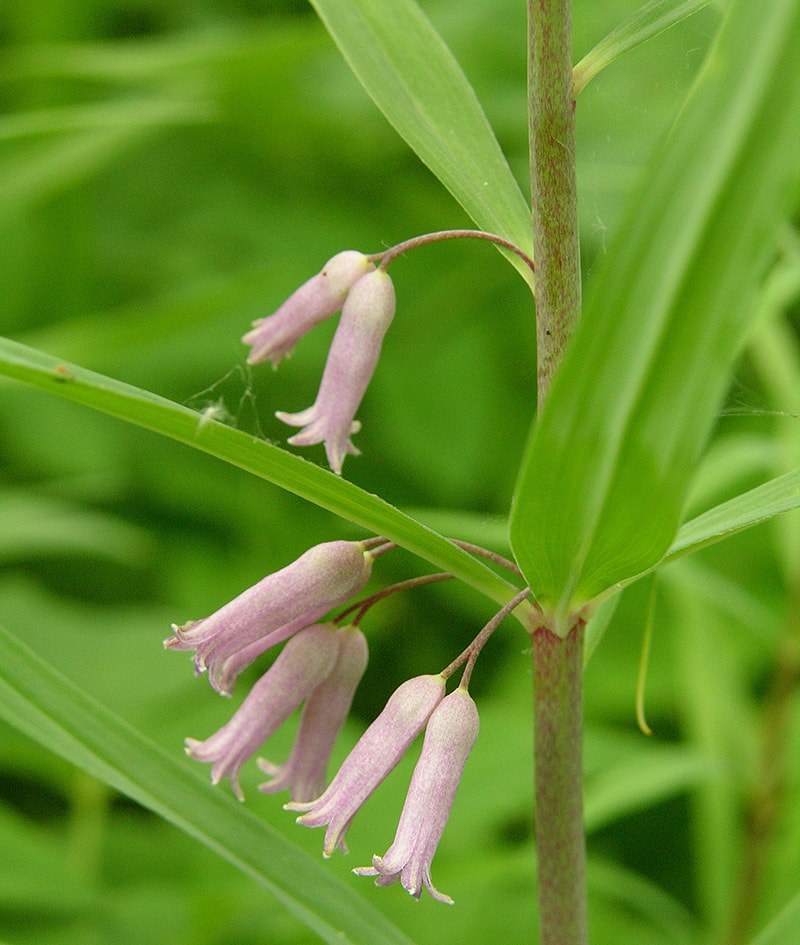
[1,2,797,944]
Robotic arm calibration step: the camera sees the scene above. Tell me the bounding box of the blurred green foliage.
[0,1,799,944]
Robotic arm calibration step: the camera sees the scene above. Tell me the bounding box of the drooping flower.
[184,623,339,800]
[242,251,373,368]
[258,625,368,802]
[353,687,479,904]
[287,674,445,856]
[276,268,396,474]
[165,541,373,695]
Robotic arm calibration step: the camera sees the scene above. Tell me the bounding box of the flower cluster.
[241,233,534,475]
[243,251,395,474]
[168,542,375,799]
[352,686,479,903]
[168,538,492,904]
[168,233,538,903]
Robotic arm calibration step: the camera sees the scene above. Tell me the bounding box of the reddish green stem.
[527,0,586,936]
[528,0,581,409]
[371,229,535,276]
[532,622,588,945]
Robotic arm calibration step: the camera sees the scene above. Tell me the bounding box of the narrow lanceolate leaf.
[0,623,417,945]
[573,0,716,96]
[308,0,534,288]
[659,468,800,567]
[0,336,527,616]
[510,0,800,630]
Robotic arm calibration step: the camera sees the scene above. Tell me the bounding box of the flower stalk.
[440,586,533,687]
[372,228,535,277]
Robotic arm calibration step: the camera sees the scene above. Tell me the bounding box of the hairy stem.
[528,0,581,408]
[527,1,587,941]
[533,622,588,945]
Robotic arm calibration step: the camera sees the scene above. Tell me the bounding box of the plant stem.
[532,622,588,945]
[528,0,581,408]
[527,2,587,939]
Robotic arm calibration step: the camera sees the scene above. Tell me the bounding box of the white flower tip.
[208,674,233,697]
[213,770,244,801]
[164,622,189,649]
[403,876,453,905]
[184,738,202,756]
[326,439,360,476]
[322,833,348,858]
[275,408,311,428]
[256,757,279,776]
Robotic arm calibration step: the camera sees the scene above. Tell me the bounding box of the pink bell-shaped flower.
[258,625,368,803]
[287,674,445,856]
[165,541,373,695]
[184,623,340,800]
[243,251,373,367]
[276,268,395,474]
[353,687,479,904]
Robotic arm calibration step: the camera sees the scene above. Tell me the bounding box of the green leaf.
[749,892,800,945]
[0,336,527,616]
[584,743,715,834]
[0,97,211,142]
[0,622,416,945]
[587,466,800,596]
[307,0,534,287]
[588,859,697,945]
[660,468,800,566]
[510,0,800,629]
[573,0,716,96]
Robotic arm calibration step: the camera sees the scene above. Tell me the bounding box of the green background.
[1,1,799,944]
